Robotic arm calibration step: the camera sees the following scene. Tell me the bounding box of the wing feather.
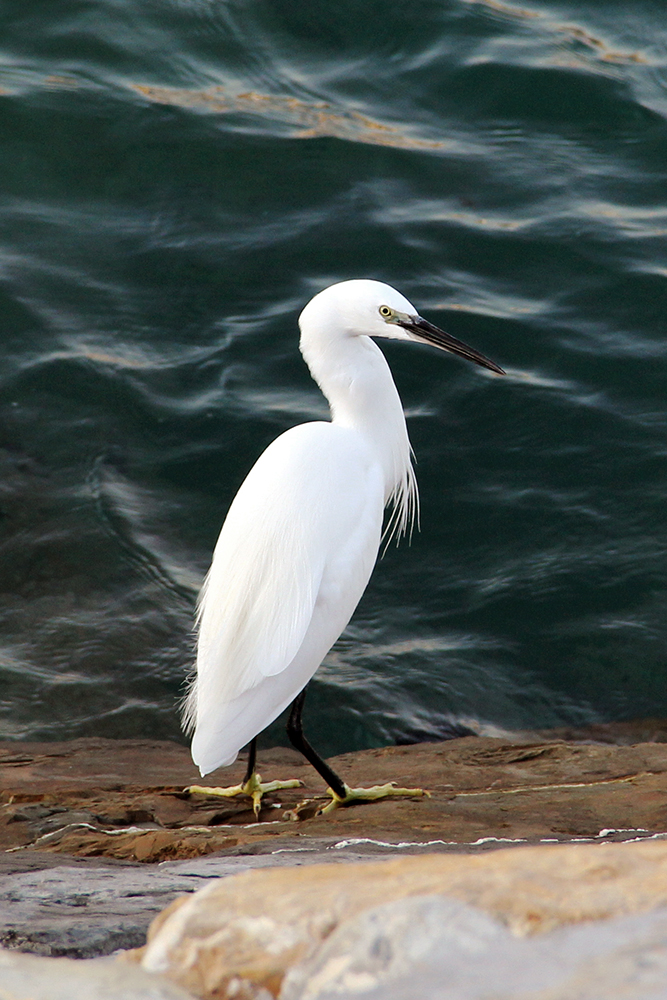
[184,422,382,734]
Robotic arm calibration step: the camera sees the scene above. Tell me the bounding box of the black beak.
[399,316,505,376]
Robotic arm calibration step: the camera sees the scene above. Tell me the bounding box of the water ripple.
[1,0,666,745]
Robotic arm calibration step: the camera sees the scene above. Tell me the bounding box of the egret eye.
[379,305,393,318]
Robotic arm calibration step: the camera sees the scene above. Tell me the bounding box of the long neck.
[300,331,417,538]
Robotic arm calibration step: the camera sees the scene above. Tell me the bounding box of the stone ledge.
[3,734,667,862]
[132,839,667,998]
[3,733,667,998]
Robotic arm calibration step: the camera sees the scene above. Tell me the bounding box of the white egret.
[184,279,504,817]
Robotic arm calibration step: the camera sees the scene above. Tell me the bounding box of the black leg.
[286,684,346,799]
[244,736,257,785]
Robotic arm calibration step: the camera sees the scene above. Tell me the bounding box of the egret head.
[299,279,505,375]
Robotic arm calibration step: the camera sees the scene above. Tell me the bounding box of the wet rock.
[281,895,667,1000]
[0,861,206,957]
[137,840,667,999]
[0,842,437,959]
[4,735,667,860]
[0,946,197,999]
[3,731,667,992]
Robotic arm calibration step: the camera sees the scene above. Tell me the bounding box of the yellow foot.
[320,781,430,815]
[186,772,303,819]
[286,782,429,820]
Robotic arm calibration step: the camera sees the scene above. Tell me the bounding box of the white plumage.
[184,279,503,780]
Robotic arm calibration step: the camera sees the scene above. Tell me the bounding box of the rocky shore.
[2,730,667,998]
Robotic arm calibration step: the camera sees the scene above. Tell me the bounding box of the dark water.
[1,0,667,758]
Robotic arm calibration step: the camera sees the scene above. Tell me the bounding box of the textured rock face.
[0,947,197,999]
[137,841,667,999]
[0,843,472,959]
[5,866,667,1000]
[4,734,667,998]
[281,896,667,1000]
[281,895,508,1000]
[0,860,209,957]
[4,735,667,861]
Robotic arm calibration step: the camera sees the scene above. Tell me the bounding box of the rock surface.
[4,733,667,861]
[0,857,207,957]
[0,946,197,999]
[281,895,667,1000]
[0,842,467,958]
[136,840,667,999]
[4,732,667,998]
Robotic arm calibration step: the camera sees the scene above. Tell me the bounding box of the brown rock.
[137,840,667,999]
[3,735,667,861]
